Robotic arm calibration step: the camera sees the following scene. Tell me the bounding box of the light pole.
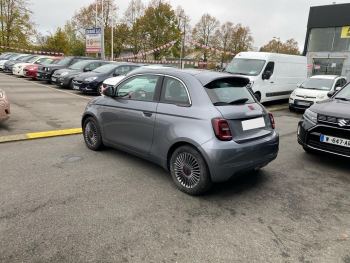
[273,37,281,53]
[111,17,114,61]
[179,15,186,69]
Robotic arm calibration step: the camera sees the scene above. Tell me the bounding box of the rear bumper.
[200,131,279,182]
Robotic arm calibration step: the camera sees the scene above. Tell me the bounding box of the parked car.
[298,82,350,158]
[23,57,62,80]
[0,53,19,70]
[0,89,10,121]
[51,60,108,88]
[72,63,141,94]
[3,54,34,73]
[289,75,347,111]
[12,56,52,77]
[225,52,307,102]
[37,56,94,83]
[82,68,279,195]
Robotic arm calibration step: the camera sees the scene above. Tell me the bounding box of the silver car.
[82,68,279,195]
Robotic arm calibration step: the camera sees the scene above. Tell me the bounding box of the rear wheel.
[83,117,103,151]
[254,92,261,102]
[170,146,212,195]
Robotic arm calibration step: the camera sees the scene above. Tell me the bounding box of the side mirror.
[113,73,120,77]
[102,86,115,97]
[84,68,91,72]
[262,71,272,80]
[335,86,342,91]
[327,91,335,98]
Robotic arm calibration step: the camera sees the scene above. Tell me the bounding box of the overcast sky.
[31,0,350,49]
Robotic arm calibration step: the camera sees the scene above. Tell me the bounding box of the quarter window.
[161,77,190,105]
[117,75,159,102]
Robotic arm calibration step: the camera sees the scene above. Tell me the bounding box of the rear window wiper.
[335,97,350,101]
[213,98,249,106]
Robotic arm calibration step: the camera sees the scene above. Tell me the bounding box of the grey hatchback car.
[82,68,279,195]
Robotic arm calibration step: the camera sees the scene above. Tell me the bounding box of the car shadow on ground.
[100,146,270,198]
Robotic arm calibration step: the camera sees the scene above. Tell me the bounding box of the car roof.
[129,67,250,86]
[310,75,342,80]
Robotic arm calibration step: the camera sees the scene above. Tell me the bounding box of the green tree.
[260,38,300,55]
[0,0,34,48]
[43,28,69,54]
[135,1,181,59]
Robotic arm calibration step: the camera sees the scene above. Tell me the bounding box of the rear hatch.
[204,77,273,143]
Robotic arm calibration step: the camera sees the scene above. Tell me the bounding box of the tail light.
[212,118,232,141]
[269,113,275,129]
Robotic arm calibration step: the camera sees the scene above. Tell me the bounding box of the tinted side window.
[160,77,190,105]
[264,62,275,74]
[86,62,101,71]
[115,66,130,75]
[117,75,160,102]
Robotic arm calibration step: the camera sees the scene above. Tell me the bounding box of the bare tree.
[192,13,220,61]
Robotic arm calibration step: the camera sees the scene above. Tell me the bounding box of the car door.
[101,74,162,156]
[261,61,276,99]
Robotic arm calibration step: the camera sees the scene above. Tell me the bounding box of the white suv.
[289,75,347,111]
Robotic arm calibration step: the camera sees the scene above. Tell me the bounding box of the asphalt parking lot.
[0,73,349,263]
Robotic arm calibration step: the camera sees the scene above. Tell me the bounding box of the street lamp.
[178,15,187,69]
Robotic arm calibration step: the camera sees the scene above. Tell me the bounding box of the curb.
[0,128,82,144]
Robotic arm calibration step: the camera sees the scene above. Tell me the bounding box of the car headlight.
[291,90,297,97]
[61,72,69,77]
[85,77,98,82]
[304,109,318,123]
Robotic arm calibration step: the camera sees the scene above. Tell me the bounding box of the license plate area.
[320,134,350,148]
[242,117,265,131]
[73,85,80,90]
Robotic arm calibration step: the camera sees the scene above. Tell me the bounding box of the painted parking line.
[0,128,82,143]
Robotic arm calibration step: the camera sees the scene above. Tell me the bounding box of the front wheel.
[170,146,212,195]
[83,117,103,151]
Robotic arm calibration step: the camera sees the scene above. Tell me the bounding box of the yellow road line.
[0,128,82,143]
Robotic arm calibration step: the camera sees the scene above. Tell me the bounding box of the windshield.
[226,58,266,76]
[93,64,116,73]
[35,57,50,64]
[27,56,39,63]
[69,60,91,70]
[205,78,255,105]
[300,78,334,91]
[17,55,31,61]
[335,84,350,100]
[56,57,72,66]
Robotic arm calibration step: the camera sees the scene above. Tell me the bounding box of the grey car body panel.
[82,68,279,182]
[310,99,350,118]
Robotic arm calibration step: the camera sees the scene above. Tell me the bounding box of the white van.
[225,52,307,102]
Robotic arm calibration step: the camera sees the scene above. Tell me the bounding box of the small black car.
[52,60,108,88]
[72,63,140,94]
[37,56,93,83]
[298,83,350,158]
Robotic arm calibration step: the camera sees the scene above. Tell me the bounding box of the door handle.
[270,81,275,84]
[143,111,153,117]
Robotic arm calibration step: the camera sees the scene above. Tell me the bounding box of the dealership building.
[303,3,350,79]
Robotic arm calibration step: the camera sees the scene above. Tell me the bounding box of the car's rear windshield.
[301,78,334,91]
[205,78,255,106]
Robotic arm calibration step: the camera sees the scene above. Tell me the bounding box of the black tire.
[83,117,103,151]
[254,92,261,102]
[170,146,212,195]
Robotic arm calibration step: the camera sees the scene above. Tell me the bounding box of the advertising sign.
[86,28,102,53]
[341,26,350,39]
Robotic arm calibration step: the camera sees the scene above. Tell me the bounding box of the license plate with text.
[320,134,350,148]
